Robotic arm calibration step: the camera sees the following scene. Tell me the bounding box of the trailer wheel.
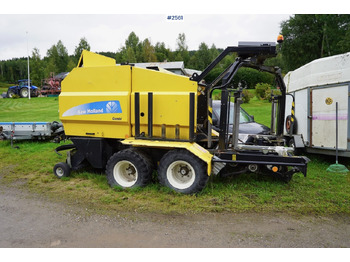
[20,88,29,98]
[157,149,208,194]
[53,162,71,178]
[106,148,152,189]
[285,115,297,134]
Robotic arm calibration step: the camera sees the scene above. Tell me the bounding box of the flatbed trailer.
[0,121,64,142]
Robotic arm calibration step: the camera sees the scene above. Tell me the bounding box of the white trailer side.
[284,52,350,157]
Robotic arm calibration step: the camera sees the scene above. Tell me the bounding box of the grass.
[1,96,350,215]
[212,89,272,127]
[0,97,59,122]
[0,82,12,94]
[241,96,272,127]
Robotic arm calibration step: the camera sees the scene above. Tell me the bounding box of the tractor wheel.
[7,89,15,98]
[31,89,38,97]
[19,88,29,98]
[53,162,71,178]
[106,148,152,189]
[157,149,208,194]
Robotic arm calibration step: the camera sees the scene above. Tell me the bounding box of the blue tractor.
[7,80,39,98]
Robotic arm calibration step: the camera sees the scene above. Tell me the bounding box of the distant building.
[117,61,202,77]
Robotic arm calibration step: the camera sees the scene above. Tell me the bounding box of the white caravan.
[284,52,350,157]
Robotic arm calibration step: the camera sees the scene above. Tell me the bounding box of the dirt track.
[1,184,349,248]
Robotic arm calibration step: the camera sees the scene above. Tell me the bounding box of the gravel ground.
[0,183,349,248]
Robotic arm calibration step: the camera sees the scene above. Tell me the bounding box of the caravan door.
[311,85,348,150]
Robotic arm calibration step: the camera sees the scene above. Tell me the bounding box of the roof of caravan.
[284,52,350,93]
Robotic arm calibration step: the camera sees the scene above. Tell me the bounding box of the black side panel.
[71,137,114,169]
[196,90,207,126]
[219,89,229,150]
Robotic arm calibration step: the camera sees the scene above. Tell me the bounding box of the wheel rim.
[286,120,291,130]
[21,89,28,97]
[166,160,195,189]
[113,160,138,187]
[56,167,64,177]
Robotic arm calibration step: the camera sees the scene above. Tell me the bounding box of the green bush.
[242,89,254,103]
[255,83,271,100]
[265,88,282,101]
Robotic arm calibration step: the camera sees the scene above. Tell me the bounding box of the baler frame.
[187,41,308,180]
[54,42,309,194]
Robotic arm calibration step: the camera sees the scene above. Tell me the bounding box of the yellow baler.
[54,43,309,194]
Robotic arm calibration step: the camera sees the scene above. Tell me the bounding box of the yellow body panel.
[121,138,213,175]
[78,50,116,67]
[131,67,197,140]
[60,52,197,140]
[60,65,132,138]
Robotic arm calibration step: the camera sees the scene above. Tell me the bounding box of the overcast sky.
[0,14,291,60]
[1,0,347,61]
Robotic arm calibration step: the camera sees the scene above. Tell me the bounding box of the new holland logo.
[63,101,122,117]
[106,101,119,113]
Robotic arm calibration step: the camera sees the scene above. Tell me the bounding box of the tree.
[118,32,143,63]
[175,33,189,65]
[66,58,77,71]
[125,32,140,52]
[141,38,157,62]
[209,44,219,60]
[56,40,69,72]
[0,58,27,83]
[280,14,350,71]
[194,42,212,70]
[30,48,44,86]
[46,40,69,74]
[74,37,91,63]
[123,47,137,63]
[97,51,116,59]
[46,44,58,74]
[154,42,171,62]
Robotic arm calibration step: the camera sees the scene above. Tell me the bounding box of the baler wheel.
[53,162,71,178]
[157,149,208,194]
[106,148,152,189]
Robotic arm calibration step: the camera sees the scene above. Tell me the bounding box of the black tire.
[19,88,29,98]
[288,138,295,148]
[157,149,208,194]
[106,148,152,189]
[287,138,303,155]
[7,89,15,98]
[285,115,297,134]
[31,89,38,97]
[219,163,247,178]
[53,162,71,178]
[279,172,293,183]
